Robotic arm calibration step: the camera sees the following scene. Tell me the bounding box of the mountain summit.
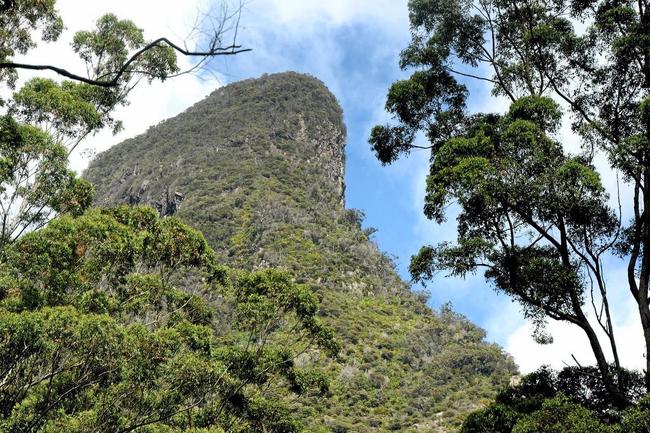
[85,72,516,432]
[86,72,404,295]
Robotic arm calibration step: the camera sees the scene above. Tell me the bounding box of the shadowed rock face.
[85,72,517,432]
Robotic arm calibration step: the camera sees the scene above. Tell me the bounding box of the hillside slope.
[85,72,516,432]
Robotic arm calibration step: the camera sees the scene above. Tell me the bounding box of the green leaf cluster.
[0,114,93,248]
[0,205,338,433]
[0,0,63,87]
[461,366,648,433]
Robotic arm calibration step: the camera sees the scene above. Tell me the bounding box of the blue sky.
[17,0,644,373]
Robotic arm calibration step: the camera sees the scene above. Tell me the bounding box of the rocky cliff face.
[85,72,516,432]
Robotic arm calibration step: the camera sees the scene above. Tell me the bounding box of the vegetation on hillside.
[0,205,337,432]
[87,72,518,432]
[0,3,342,432]
[0,2,523,432]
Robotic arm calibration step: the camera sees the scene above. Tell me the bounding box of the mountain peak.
[193,71,346,206]
[89,72,346,208]
[84,72,516,432]
[85,71,397,292]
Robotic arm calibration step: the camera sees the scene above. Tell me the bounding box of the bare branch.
[446,66,498,84]
[0,42,250,88]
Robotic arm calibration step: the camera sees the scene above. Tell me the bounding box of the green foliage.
[0,114,94,248]
[406,100,615,347]
[2,7,180,137]
[72,13,178,84]
[461,366,648,433]
[302,292,516,432]
[511,396,615,433]
[0,205,338,432]
[11,78,104,141]
[86,72,518,432]
[0,0,63,87]
[506,96,562,133]
[621,394,650,433]
[461,403,519,433]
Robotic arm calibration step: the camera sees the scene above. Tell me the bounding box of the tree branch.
[0,41,251,88]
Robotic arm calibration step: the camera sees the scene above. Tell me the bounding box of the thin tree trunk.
[558,220,627,405]
[577,315,629,407]
[640,4,650,388]
[641,137,650,393]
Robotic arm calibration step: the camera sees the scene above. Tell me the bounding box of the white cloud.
[260,0,407,28]
[505,259,646,374]
[507,299,645,374]
[8,0,227,173]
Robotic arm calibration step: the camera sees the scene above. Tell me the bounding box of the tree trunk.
[642,122,650,393]
[558,220,628,405]
[576,311,629,407]
[642,1,650,388]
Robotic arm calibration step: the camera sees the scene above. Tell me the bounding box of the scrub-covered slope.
[86,72,516,432]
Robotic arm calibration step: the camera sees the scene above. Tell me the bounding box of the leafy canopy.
[0,205,338,433]
[461,366,648,433]
[371,0,649,409]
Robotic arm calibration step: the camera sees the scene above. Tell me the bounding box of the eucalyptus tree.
[0,205,338,432]
[0,1,249,248]
[370,0,649,405]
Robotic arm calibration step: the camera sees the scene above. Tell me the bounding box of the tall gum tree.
[0,0,249,248]
[370,0,650,406]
